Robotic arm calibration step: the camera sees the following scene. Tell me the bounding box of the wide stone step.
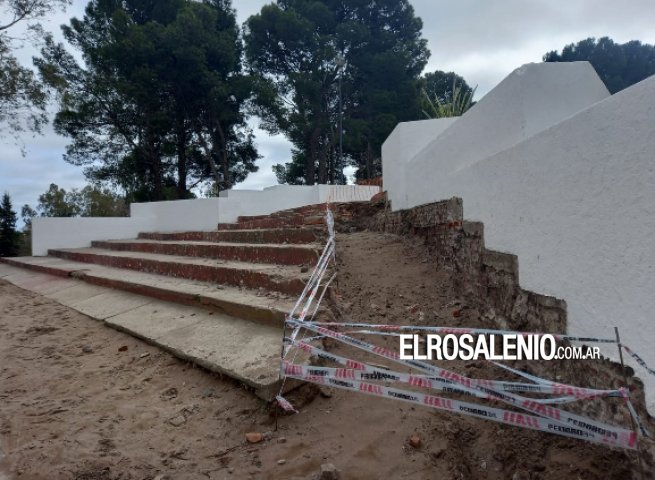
[0,256,295,327]
[217,217,320,230]
[0,261,286,400]
[138,228,321,245]
[48,248,309,296]
[91,239,320,266]
[218,210,327,231]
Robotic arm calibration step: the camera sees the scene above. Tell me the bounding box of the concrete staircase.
[1,204,330,399]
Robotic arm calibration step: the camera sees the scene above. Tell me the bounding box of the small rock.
[318,387,334,398]
[154,475,171,480]
[512,471,530,480]
[301,266,309,273]
[318,463,339,480]
[161,387,178,400]
[228,467,234,474]
[168,414,186,427]
[202,388,216,398]
[277,459,286,465]
[118,345,128,352]
[408,434,421,449]
[245,432,263,444]
[82,345,93,354]
[406,304,419,314]
[278,437,287,444]
[139,352,150,358]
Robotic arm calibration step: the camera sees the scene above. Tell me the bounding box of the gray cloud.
[2,0,655,204]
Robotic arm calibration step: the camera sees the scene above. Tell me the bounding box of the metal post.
[338,68,343,175]
[615,327,645,480]
[336,56,345,181]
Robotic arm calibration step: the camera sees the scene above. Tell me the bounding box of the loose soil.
[1,231,654,479]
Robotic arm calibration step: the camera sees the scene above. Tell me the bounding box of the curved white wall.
[383,64,655,413]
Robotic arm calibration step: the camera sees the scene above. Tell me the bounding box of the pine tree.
[0,192,19,257]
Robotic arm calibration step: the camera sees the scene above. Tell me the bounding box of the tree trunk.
[307,127,320,185]
[146,128,162,200]
[215,122,231,190]
[318,132,328,184]
[176,117,187,199]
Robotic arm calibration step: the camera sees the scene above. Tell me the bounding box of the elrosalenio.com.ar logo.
[399,334,601,361]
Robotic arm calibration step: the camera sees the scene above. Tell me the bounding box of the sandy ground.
[0,231,654,479]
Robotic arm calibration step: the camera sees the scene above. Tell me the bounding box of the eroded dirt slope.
[0,230,653,479]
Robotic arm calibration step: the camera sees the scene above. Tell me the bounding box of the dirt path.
[0,231,653,479]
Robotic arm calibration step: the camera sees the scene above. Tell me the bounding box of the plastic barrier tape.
[282,360,621,405]
[288,340,622,401]
[283,373,636,450]
[285,319,635,443]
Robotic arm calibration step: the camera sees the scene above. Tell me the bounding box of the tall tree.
[37,0,258,202]
[544,37,655,94]
[245,0,429,184]
[0,0,69,137]
[34,183,127,217]
[0,192,19,256]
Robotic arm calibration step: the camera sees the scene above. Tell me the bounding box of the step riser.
[82,274,286,327]
[91,241,318,266]
[1,257,74,278]
[49,250,306,296]
[138,230,320,244]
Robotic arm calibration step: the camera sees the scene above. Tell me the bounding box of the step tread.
[6,256,297,314]
[0,261,283,398]
[100,238,321,250]
[51,247,311,280]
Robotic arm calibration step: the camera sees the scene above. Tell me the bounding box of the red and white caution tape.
[285,319,636,445]
[302,321,617,344]
[283,373,636,450]
[287,341,622,401]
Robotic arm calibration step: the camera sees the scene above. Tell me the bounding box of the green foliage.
[245,0,429,184]
[37,0,258,201]
[544,37,655,94]
[35,183,128,218]
[0,0,70,138]
[421,76,477,119]
[0,192,19,257]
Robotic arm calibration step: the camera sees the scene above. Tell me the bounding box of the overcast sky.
[2,0,655,214]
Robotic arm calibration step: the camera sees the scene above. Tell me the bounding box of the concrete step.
[218,204,328,230]
[217,215,325,230]
[47,247,309,296]
[0,262,286,400]
[1,256,295,327]
[138,228,321,245]
[91,239,320,266]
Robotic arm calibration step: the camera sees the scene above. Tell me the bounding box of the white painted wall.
[404,62,610,210]
[131,198,222,232]
[32,216,156,256]
[384,64,655,413]
[32,184,380,255]
[382,118,457,209]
